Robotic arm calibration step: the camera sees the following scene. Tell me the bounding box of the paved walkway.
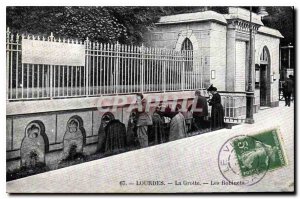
[7,102,294,193]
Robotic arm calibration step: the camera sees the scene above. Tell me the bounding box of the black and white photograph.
[2,2,296,193]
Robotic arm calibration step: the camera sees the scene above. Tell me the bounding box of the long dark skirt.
[148,113,166,145]
[104,120,127,154]
[211,104,224,130]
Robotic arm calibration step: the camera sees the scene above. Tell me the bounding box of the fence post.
[49,33,55,99]
[200,57,203,89]
[6,27,10,100]
[115,41,120,94]
[85,37,90,96]
[162,49,166,92]
[15,33,20,99]
[140,44,144,93]
[181,55,185,91]
[49,65,53,99]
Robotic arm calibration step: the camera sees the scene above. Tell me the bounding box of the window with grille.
[260,47,269,65]
[181,38,193,71]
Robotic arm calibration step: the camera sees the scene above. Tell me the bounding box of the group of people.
[99,85,225,154]
[190,85,224,131]
[127,94,188,149]
[91,74,298,155]
[131,85,225,149]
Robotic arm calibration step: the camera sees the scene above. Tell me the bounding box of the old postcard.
[5,5,295,193]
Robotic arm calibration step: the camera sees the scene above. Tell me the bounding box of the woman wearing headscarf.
[207,85,224,130]
[97,114,114,153]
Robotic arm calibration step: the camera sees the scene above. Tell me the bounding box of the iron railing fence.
[6,29,247,123]
[219,92,247,123]
[6,29,205,101]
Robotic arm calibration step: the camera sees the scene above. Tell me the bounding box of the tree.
[6,6,204,44]
[6,7,127,43]
[262,7,294,46]
[6,6,294,45]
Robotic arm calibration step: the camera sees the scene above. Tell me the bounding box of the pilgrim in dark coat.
[148,107,166,145]
[283,75,294,107]
[127,111,138,148]
[97,113,114,153]
[189,90,208,130]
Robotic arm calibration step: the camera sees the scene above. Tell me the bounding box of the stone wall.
[6,92,196,172]
[209,23,227,91]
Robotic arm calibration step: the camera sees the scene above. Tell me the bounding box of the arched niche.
[62,115,86,159]
[20,121,49,167]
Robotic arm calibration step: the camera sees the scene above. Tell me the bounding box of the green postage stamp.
[233,128,287,177]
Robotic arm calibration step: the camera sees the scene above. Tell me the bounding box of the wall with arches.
[6,109,123,171]
[6,91,196,172]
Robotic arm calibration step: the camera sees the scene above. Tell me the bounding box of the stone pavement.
[7,101,294,193]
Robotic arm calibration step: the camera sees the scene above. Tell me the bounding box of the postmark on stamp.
[218,128,287,186]
[233,128,287,177]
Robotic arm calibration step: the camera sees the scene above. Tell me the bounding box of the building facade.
[147,7,283,112]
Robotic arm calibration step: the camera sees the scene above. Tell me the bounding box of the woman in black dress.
[207,85,224,130]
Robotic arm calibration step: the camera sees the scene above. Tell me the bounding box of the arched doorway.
[259,46,271,107]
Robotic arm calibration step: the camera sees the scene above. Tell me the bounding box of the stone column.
[226,22,236,91]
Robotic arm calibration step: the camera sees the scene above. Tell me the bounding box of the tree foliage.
[262,7,294,46]
[6,6,206,44]
[6,6,294,45]
[7,7,126,43]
